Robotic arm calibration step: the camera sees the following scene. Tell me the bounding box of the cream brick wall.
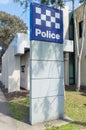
[63,6,69,39]
[63,6,69,85]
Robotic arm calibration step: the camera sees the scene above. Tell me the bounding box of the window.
[79,21,83,38]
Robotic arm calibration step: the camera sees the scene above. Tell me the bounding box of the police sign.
[30,3,63,43]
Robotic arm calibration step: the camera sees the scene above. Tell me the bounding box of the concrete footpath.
[0,88,18,130]
[16,117,72,130]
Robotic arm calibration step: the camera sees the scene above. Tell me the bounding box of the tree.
[14,0,29,10]
[13,0,64,8]
[41,0,63,6]
[72,0,86,91]
[0,11,27,54]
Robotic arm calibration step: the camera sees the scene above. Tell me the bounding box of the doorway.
[20,49,30,90]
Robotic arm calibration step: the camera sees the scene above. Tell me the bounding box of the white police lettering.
[35,28,60,39]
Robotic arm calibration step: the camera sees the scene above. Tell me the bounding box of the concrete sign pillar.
[30,41,64,124]
[30,3,64,125]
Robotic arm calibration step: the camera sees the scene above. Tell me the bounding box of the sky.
[64,0,80,11]
[0,0,80,28]
[0,0,30,27]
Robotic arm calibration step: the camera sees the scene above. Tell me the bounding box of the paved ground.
[0,88,18,130]
[0,88,72,130]
[16,117,72,130]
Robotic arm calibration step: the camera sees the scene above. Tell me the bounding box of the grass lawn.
[9,91,86,130]
[9,96,30,121]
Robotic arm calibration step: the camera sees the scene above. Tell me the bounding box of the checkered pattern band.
[35,7,60,29]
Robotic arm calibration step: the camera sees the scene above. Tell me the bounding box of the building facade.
[69,4,86,86]
[1,5,74,92]
[72,4,86,87]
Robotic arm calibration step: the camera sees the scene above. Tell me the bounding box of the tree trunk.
[76,56,81,91]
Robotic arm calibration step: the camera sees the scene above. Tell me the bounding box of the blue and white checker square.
[35,7,60,29]
[30,3,63,43]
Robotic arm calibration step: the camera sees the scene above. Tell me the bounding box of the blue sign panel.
[30,3,63,43]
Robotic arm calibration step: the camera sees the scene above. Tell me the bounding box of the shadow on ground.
[72,121,86,127]
[65,85,86,93]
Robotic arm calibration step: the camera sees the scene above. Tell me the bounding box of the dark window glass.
[79,21,83,38]
[69,53,75,85]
